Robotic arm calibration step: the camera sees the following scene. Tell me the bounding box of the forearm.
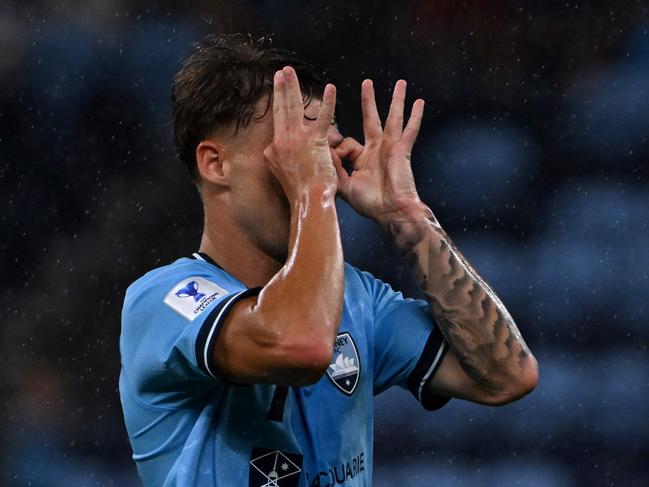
[379,202,536,395]
[256,184,344,358]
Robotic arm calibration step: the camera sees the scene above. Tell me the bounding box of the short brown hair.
[172,33,326,180]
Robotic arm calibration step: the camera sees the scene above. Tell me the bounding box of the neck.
[198,211,283,289]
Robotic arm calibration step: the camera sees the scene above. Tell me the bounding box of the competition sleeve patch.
[164,276,229,321]
[406,326,452,411]
[195,286,263,380]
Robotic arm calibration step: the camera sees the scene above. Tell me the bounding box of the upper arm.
[352,267,537,408]
[422,349,502,406]
[424,337,539,407]
[212,291,333,387]
[354,267,452,410]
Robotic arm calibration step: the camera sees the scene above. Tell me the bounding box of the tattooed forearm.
[382,204,534,395]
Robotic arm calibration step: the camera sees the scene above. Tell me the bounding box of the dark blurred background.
[1,1,648,486]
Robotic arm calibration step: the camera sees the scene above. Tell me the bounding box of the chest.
[225,299,373,426]
[218,305,374,484]
[255,309,372,416]
[294,298,372,412]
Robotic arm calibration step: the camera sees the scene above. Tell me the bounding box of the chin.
[250,216,290,264]
[252,196,291,263]
[267,232,290,264]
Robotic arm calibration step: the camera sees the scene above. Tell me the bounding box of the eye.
[303,115,338,125]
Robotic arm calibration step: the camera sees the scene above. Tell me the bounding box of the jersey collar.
[191,252,224,270]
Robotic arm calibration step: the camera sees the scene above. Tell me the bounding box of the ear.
[196,139,229,188]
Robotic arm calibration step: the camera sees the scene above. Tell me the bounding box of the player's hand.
[331,79,425,225]
[263,66,338,203]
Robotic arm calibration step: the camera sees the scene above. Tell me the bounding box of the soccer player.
[119,33,538,486]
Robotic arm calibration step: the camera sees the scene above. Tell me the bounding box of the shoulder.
[125,257,240,309]
[343,261,376,296]
[343,261,401,303]
[119,256,253,369]
[121,256,251,334]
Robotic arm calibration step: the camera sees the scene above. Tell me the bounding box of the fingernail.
[274,70,284,82]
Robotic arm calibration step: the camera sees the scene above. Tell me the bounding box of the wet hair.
[171,33,327,181]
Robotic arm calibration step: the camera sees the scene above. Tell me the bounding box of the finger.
[333,137,365,170]
[330,148,352,200]
[385,79,407,139]
[401,98,425,149]
[361,79,382,142]
[272,70,287,129]
[315,83,337,137]
[282,66,304,124]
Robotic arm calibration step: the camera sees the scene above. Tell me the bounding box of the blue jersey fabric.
[119,253,450,486]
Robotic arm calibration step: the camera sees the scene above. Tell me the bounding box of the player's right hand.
[263,66,338,203]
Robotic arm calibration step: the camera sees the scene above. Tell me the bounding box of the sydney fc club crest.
[249,447,303,487]
[326,332,360,396]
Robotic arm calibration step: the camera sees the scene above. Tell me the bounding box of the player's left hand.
[331,79,426,226]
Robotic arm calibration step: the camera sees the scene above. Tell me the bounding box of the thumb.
[333,137,365,169]
[330,148,352,201]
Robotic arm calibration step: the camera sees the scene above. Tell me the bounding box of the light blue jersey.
[119,252,450,486]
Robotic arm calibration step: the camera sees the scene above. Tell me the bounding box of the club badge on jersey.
[327,332,360,396]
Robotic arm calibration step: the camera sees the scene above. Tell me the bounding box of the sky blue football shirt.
[119,252,450,486]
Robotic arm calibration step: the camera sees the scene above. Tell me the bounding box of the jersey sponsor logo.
[163,276,228,321]
[306,451,366,486]
[249,447,303,487]
[326,332,360,396]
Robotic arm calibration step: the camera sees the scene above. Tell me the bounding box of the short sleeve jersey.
[119,253,450,486]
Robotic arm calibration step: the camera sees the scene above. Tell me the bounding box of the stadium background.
[1,1,648,485]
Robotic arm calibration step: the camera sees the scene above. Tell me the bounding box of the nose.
[327,123,344,148]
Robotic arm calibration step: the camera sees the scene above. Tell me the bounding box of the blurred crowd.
[1,1,648,485]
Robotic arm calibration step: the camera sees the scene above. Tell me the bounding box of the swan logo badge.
[326,332,360,396]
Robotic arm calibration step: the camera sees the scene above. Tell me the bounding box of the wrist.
[376,200,437,231]
[289,182,337,211]
[379,202,445,256]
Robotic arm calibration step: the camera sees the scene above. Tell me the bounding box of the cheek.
[260,171,290,221]
[239,161,287,212]
[266,172,285,201]
[230,131,288,213]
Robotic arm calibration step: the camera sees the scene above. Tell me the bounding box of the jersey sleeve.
[120,268,262,408]
[356,267,452,411]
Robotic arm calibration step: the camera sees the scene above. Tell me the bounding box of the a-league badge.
[326,332,360,396]
[249,447,303,487]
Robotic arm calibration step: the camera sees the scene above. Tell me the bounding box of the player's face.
[225,95,343,263]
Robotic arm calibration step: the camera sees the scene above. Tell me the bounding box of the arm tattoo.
[385,206,532,394]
